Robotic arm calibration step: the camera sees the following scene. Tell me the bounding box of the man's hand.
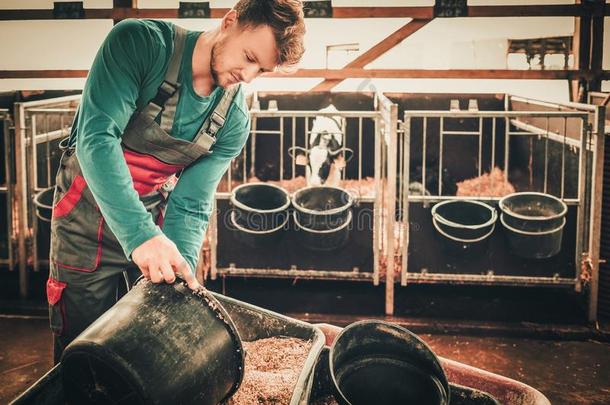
[132,234,201,290]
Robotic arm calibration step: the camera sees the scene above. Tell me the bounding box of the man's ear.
[221,9,238,31]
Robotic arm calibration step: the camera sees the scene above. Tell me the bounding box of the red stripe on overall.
[123,149,184,196]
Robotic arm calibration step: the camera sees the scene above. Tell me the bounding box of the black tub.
[230,182,291,248]
[11,292,325,405]
[33,186,55,223]
[292,186,354,251]
[309,348,500,405]
[499,192,567,259]
[60,280,244,405]
[431,200,497,254]
[329,320,450,405]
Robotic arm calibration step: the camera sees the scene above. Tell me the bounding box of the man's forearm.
[77,132,161,259]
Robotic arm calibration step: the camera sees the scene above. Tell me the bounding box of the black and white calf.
[289,104,353,186]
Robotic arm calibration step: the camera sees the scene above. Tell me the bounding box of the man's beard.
[210,40,224,88]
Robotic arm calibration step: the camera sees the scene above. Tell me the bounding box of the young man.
[47,0,306,362]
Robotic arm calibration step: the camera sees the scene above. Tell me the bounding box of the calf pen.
[4,92,605,318]
[209,92,394,290]
[391,93,604,318]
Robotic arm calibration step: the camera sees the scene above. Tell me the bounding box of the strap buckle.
[210,111,225,127]
[160,80,179,98]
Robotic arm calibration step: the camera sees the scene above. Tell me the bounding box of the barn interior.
[1,1,610,405]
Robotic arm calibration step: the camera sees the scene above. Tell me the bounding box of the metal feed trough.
[391,93,604,300]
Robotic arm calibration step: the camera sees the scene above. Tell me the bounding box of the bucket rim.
[293,210,353,234]
[33,186,55,210]
[431,199,497,230]
[292,186,354,216]
[230,182,291,214]
[230,210,289,235]
[432,215,496,244]
[328,320,450,405]
[499,192,567,221]
[500,213,567,236]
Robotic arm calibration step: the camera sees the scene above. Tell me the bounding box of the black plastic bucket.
[329,320,450,405]
[310,348,500,405]
[33,186,55,223]
[230,182,290,248]
[499,192,567,259]
[292,186,354,251]
[60,279,244,405]
[431,200,497,254]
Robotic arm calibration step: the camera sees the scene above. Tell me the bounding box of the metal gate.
[209,92,396,293]
[13,95,79,297]
[0,109,14,269]
[397,94,600,290]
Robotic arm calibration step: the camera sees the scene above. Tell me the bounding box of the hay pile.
[456,168,515,197]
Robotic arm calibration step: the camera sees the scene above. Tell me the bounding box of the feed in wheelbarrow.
[228,336,312,405]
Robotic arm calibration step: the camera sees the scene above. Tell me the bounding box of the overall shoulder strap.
[141,25,187,120]
[193,84,241,152]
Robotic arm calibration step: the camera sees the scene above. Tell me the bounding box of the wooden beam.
[286,69,597,80]
[0,9,113,20]
[1,69,603,80]
[0,70,90,79]
[311,19,432,92]
[0,4,606,21]
[332,7,433,19]
[468,4,593,18]
[589,0,605,92]
[571,0,591,102]
[111,8,178,21]
[338,4,600,18]
[210,8,231,18]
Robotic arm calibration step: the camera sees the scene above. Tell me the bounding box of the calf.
[290,104,351,187]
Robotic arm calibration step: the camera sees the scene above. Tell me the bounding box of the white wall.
[0,20,112,70]
[368,17,574,69]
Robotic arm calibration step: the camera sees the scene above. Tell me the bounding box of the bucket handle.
[500,213,566,236]
[293,210,353,234]
[432,207,497,230]
[230,211,289,235]
[287,146,310,160]
[328,147,355,163]
[432,216,496,244]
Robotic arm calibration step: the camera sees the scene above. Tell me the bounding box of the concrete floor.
[0,317,54,404]
[1,314,609,405]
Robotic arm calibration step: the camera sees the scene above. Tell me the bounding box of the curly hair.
[233,0,306,70]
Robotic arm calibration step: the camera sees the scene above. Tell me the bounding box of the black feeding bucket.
[33,186,55,222]
[499,192,567,259]
[292,186,354,251]
[60,279,244,405]
[33,186,55,260]
[431,200,497,255]
[230,182,291,248]
[329,320,450,405]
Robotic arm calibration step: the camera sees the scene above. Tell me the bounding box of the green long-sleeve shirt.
[71,19,250,272]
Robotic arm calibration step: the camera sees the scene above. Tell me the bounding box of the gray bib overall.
[47,26,239,362]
